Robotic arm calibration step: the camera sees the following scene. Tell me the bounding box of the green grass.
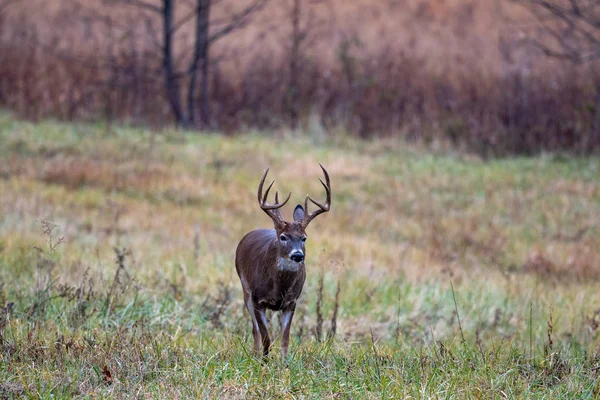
[0,113,599,398]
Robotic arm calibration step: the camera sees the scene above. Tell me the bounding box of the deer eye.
[301,237,307,242]
[279,235,288,241]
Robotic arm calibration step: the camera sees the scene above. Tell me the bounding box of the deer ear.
[293,204,305,222]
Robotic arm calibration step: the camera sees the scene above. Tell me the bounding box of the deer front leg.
[280,304,296,359]
[254,307,271,357]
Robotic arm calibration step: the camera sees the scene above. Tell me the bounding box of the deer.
[235,164,331,359]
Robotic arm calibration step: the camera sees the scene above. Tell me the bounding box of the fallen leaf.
[102,365,113,385]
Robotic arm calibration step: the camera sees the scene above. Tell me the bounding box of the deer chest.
[253,269,305,311]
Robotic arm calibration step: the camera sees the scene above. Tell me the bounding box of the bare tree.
[107,0,268,128]
[284,0,334,129]
[0,0,20,28]
[518,0,600,63]
[517,0,600,147]
[0,0,19,14]
[287,0,304,129]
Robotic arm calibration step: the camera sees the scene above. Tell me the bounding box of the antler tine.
[260,191,291,210]
[302,164,332,228]
[304,194,309,217]
[262,180,275,205]
[257,167,292,224]
[277,191,292,207]
[257,167,270,205]
[319,163,331,191]
[273,191,284,219]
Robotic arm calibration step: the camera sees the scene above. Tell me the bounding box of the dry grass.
[0,115,599,396]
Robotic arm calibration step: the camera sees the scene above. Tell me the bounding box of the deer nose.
[290,251,304,263]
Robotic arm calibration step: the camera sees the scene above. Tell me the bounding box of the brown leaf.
[102,365,113,385]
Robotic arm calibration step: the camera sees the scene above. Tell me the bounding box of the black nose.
[291,253,304,263]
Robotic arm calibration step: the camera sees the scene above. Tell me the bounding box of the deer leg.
[254,307,271,357]
[243,294,262,354]
[280,304,296,359]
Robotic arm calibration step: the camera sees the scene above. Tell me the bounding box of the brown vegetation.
[1,0,600,155]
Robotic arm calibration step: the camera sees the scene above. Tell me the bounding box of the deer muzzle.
[290,251,304,263]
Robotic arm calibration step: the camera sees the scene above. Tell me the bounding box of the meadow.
[0,113,600,397]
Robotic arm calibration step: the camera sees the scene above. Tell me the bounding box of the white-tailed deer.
[235,165,331,358]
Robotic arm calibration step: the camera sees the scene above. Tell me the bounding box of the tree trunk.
[288,0,301,130]
[591,82,600,153]
[187,0,211,128]
[199,39,210,126]
[162,0,184,125]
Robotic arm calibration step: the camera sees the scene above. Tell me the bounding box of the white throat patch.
[278,257,301,272]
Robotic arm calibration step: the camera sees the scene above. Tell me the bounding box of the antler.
[302,164,331,228]
[257,167,291,225]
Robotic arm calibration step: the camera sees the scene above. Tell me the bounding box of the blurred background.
[1,0,600,156]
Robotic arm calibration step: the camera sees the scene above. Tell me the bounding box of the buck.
[235,165,331,358]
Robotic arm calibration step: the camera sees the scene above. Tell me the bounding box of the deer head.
[257,164,331,266]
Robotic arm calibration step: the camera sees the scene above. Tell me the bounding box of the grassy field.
[0,113,600,398]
